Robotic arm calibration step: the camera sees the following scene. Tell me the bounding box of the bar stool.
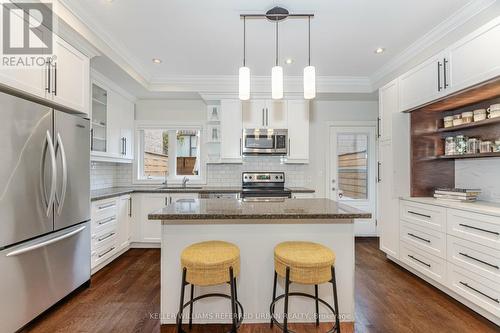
[270,241,341,333]
[177,240,244,333]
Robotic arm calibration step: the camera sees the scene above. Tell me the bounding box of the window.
[336,133,368,200]
[137,127,201,181]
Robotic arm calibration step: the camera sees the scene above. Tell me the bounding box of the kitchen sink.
[155,186,203,190]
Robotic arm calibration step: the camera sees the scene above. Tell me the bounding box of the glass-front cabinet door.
[91,84,108,153]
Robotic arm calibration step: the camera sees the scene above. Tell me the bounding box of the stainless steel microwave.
[242,129,288,155]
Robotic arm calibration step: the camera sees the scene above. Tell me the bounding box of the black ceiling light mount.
[265,6,289,21]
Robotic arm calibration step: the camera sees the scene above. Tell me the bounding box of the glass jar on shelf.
[445,137,456,156]
[466,138,480,154]
[480,141,492,153]
[455,135,468,155]
[494,140,500,153]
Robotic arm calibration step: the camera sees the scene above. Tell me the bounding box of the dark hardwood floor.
[23,238,498,333]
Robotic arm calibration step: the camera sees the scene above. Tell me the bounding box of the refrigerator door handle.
[5,225,86,257]
[40,130,57,217]
[55,132,68,215]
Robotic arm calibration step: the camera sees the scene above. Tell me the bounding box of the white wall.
[135,99,205,122]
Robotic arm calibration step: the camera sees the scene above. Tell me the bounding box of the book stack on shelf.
[433,188,481,202]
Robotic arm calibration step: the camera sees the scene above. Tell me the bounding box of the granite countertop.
[148,198,371,223]
[401,197,500,217]
[91,186,315,201]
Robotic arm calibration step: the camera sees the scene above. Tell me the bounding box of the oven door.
[243,131,276,154]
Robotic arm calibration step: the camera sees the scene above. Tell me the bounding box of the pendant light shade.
[303,16,316,99]
[304,65,316,99]
[272,66,283,99]
[239,66,250,100]
[239,17,250,100]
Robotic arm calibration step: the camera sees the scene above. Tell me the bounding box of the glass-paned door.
[91,84,107,153]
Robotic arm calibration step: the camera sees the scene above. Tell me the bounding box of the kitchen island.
[149,198,371,327]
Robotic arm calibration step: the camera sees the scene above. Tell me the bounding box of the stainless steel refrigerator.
[0,91,91,333]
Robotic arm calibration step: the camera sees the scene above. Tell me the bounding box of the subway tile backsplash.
[91,157,312,191]
[91,162,133,190]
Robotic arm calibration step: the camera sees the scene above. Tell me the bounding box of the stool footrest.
[270,292,339,333]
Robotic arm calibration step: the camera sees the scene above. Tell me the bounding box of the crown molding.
[370,0,496,88]
[56,0,151,88]
[149,75,372,94]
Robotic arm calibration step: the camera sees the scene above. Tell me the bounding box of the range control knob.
[275,176,279,179]
[280,175,283,179]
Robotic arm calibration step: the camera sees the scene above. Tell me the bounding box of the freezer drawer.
[0,222,90,333]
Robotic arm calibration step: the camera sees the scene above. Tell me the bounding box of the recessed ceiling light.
[374,47,385,54]
[152,58,162,64]
[285,58,294,65]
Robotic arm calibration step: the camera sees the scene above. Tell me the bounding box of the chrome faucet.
[182,176,189,188]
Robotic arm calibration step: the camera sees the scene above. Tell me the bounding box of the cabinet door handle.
[458,223,499,236]
[52,61,57,96]
[262,108,265,126]
[437,61,442,92]
[377,162,381,183]
[407,233,431,243]
[266,108,269,126]
[124,138,127,156]
[377,117,381,139]
[288,138,291,156]
[97,232,115,242]
[443,58,448,89]
[407,211,431,219]
[98,202,115,210]
[97,216,116,226]
[46,60,51,93]
[408,255,431,268]
[128,197,132,217]
[91,128,94,151]
[459,281,499,304]
[459,252,499,270]
[98,247,115,258]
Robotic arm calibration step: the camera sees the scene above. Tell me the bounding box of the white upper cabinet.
[91,71,135,163]
[399,53,446,112]
[286,100,309,163]
[220,100,243,163]
[447,18,500,93]
[399,17,500,112]
[51,37,90,114]
[242,100,287,129]
[378,79,398,141]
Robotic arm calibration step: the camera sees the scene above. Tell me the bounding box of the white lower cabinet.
[292,193,315,199]
[91,195,132,273]
[396,199,500,322]
[133,193,199,244]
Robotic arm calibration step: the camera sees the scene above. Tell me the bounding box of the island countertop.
[148,198,371,223]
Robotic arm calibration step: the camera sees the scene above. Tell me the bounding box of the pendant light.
[239,16,250,100]
[272,20,283,100]
[304,16,316,99]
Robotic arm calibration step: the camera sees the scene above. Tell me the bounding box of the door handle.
[55,133,68,215]
[40,130,57,217]
[443,58,448,89]
[52,61,57,96]
[6,225,86,257]
[437,61,442,92]
[377,162,382,183]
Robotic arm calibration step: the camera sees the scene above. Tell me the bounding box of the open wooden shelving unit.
[409,77,500,197]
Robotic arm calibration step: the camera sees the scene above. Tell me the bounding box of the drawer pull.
[98,247,115,258]
[407,211,431,219]
[97,216,116,226]
[97,232,115,242]
[459,252,499,270]
[408,255,431,268]
[407,233,431,243]
[459,281,499,304]
[98,203,115,210]
[458,224,499,236]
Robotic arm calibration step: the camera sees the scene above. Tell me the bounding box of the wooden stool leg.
[229,267,237,332]
[314,284,320,326]
[331,266,341,333]
[283,267,291,333]
[177,267,187,333]
[188,284,194,329]
[270,271,278,328]
[234,276,239,324]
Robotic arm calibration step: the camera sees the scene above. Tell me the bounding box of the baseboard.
[387,255,500,326]
[130,242,161,248]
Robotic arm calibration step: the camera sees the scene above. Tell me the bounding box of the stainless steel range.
[241,172,291,202]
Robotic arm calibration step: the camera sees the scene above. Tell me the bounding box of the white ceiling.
[62,0,483,96]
